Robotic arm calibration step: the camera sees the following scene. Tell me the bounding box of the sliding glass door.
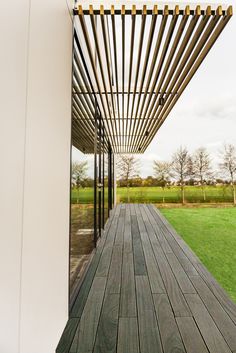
[69,27,114,305]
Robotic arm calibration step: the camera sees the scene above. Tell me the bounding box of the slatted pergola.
[72,3,232,153]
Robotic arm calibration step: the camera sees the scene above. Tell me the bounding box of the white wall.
[0,1,72,353]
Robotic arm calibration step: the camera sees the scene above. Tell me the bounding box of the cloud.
[195,95,236,121]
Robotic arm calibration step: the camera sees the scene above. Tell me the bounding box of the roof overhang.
[72,3,232,153]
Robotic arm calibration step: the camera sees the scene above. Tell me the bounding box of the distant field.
[160,207,236,303]
[71,185,235,204]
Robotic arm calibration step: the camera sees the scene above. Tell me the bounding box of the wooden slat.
[128,5,147,148]
[70,208,116,318]
[134,6,168,122]
[146,229,192,317]
[95,205,121,277]
[126,5,136,121]
[142,6,232,151]
[136,275,163,353]
[100,6,119,147]
[185,294,232,353]
[123,204,132,253]
[117,318,140,353]
[189,275,236,351]
[106,244,123,294]
[132,5,158,133]
[135,205,166,293]
[119,251,137,317]
[77,5,116,149]
[176,317,209,353]
[93,294,119,353]
[166,253,196,294]
[111,5,121,150]
[153,294,186,353]
[135,5,180,150]
[143,205,173,253]
[121,5,125,150]
[89,5,118,148]
[69,321,81,353]
[131,214,147,275]
[76,277,107,353]
[56,318,79,353]
[196,262,236,325]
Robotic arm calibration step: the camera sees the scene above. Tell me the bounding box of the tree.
[171,146,192,204]
[192,147,213,201]
[153,161,172,203]
[219,144,236,205]
[71,161,88,203]
[117,155,140,202]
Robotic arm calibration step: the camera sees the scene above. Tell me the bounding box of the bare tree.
[171,146,192,204]
[117,155,140,202]
[193,147,213,201]
[72,161,88,203]
[219,144,236,205]
[153,161,173,203]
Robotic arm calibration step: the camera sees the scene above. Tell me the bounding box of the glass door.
[94,110,104,243]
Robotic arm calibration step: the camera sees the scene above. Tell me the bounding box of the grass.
[160,207,236,302]
[71,185,235,204]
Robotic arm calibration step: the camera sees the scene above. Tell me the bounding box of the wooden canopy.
[72,4,232,153]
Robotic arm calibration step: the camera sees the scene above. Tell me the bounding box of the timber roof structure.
[72,3,232,153]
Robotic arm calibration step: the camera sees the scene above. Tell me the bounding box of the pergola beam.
[72,4,232,154]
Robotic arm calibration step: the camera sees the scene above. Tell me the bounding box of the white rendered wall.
[0,1,72,353]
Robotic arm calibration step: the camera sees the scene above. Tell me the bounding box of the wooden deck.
[57,204,236,353]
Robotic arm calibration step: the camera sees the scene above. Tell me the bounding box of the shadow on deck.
[57,204,236,353]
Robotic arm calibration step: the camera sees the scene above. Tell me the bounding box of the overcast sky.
[73,0,236,177]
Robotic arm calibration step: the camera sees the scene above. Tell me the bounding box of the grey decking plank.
[106,244,123,294]
[136,275,163,353]
[69,322,81,353]
[56,318,79,353]
[95,207,121,277]
[185,294,232,353]
[176,317,209,353]
[119,251,137,317]
[189,275,236,351]
[95,245,114,277]
[114,206,125,246]
[135,205,166,294]
[117,318,140,353]
[147,205,198,275]
[166,253,196,294]
[119,206,137,317]
[75,277,107,353]
[146,228,191,317]
[129,203,136,216]
[70,207,117,318]
[149,208,199,276]
[153,294,186,353]
[148,205,199,265]
[131,214,147,275]
[143,205,173,253]
[93,294,119,353]
[123,204,132,254]
[70,236,106,318]
[196,262,236,325]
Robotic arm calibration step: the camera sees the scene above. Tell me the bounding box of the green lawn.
[71,185,235,204]
[160,207,236,302]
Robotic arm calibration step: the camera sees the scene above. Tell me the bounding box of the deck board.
[117,318,139,353]
[57,204,236,353]
[153,294,186,353]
